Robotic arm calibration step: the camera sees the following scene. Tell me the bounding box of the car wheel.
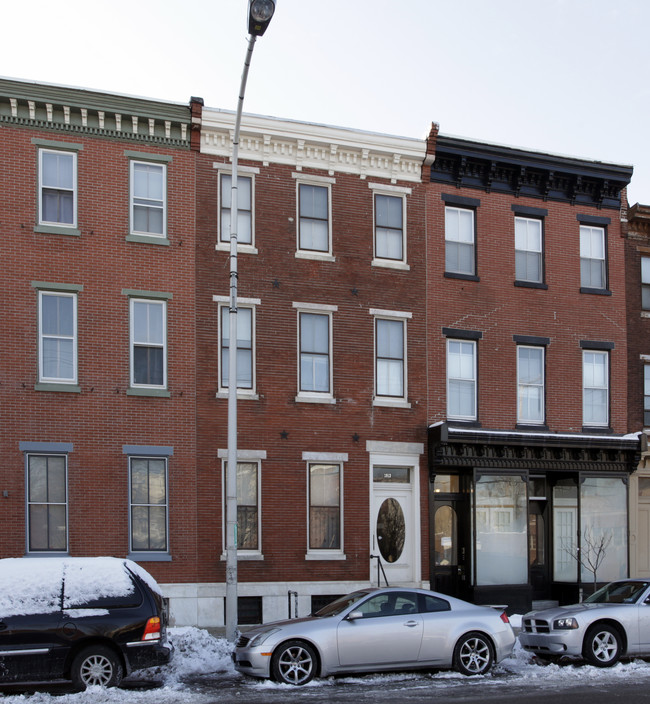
[271,640,317,685]
[582,624,623,667]
[453,631,494,676]
[71,645,124,689]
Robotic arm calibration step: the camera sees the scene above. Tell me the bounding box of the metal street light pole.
[226,0,277,644]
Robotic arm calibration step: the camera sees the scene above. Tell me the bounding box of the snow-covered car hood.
[525,602,634,621]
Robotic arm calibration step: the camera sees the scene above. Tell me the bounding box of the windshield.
[314,591,369,618]
[584,581,650,604]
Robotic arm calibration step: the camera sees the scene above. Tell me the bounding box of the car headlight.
[248,627,281,647]
[553,617,579,630]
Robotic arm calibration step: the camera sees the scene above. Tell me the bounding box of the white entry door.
[371,466,416,585]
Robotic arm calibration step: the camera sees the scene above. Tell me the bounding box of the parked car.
[0,556,173,689]
[233,587,515,685]
[519,579,650,666]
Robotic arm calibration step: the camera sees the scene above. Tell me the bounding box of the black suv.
[0,557,173,689]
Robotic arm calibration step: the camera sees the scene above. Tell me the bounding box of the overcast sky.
[4,0,649,204]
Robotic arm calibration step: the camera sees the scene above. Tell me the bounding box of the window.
[583,350,608,426]
[39,148,76,227]
[130,161,166,237]
[580,225,606,290]
[27,454,67,552]
[220,173,252,246]
[299,183,330,253]
[220,305,254,391]
[515,217,543,283]
[447,339,477,420]
[517,346,544,424]
[129,457,168,552]
[645,365,650,426]
[445,207,475,275]
[130,299,166,388]
[298,311,332,397]
[38,291,77,384]
[642,257,650,310]
[235,461,259,551]
[375,194,404,261]
[375,318,405,399]
[309,463,341,551]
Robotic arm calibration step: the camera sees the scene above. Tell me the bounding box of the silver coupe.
[233,587,515,685]
[519,579,650,666]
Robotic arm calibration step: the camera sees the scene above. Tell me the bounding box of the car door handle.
[404,620,419,627]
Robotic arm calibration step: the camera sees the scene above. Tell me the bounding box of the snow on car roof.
[0,556,157,617]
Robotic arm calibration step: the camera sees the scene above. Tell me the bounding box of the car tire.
[582,624,623,667]
[271,640,317,685]
[71,645,124,689]
[453,631,494,676]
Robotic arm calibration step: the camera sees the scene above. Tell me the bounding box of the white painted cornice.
[201,108,426,184]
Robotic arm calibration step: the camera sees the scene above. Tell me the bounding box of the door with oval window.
[371,466,416,585]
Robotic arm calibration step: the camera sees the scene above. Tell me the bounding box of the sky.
[4,0,650,204]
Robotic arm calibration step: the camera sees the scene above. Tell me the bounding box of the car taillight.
[142,616,162,641]
[500,611,510,624]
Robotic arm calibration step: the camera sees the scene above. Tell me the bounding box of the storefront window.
[580,477,627,583]
[475,475,527,585]
[553,479,578,582]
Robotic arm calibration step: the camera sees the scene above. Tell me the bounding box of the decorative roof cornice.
[628,203,650,237]
[0,77,192,148]
[201,108,426,184]
[428,423,643,475]
[430,135,632,210]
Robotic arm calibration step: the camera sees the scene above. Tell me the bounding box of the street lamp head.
[248,0,276,36]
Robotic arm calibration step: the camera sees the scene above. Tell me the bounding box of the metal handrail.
[370,554,390,587]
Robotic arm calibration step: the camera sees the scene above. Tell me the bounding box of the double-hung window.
[517,346,545,424]
[38,147,77,228]
[645,365,650,426]
[129,298,167,389]
[27,454,68,553]
[129,456,168,553]
[130,160,166,237]
[580,225,606,290]
[374,194,404,261]
[220,173,253,246]
[373,314,410,404]
[307,459,344,554]
[295,304,336,401]
[445,206,475,275]
[218,300,256,394]
[582,349,609,427]
[515,217,543,283]
[642,257,650,311]
[38,290,78,385]
[297,180,332,255]
[446,339,477,420]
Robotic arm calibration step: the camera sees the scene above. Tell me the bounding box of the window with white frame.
[234,461,260,551]
[38,291,77,384]
[447,339,477,420]
[645,365,650,426]
[375,318,405,399]
[445,207,475,275]
[517,346,544,424]
[297,309,333,397]
[580,225,606,290]
[130,160,166,237]
[309,463,341,551]
[298,183,330,253]
[583,350,609,426]
[220,305,254,391]
[38,148,77,227]
[515,217,543,283]
[374,193,404,261]
[27,454,67,552]
[130,299,166,388]
[129,457,168,552]
[642,257,650,310]
[220,173,253,246]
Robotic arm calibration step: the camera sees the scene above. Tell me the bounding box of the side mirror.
[346,610,363,621]
[644,597,650,606]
